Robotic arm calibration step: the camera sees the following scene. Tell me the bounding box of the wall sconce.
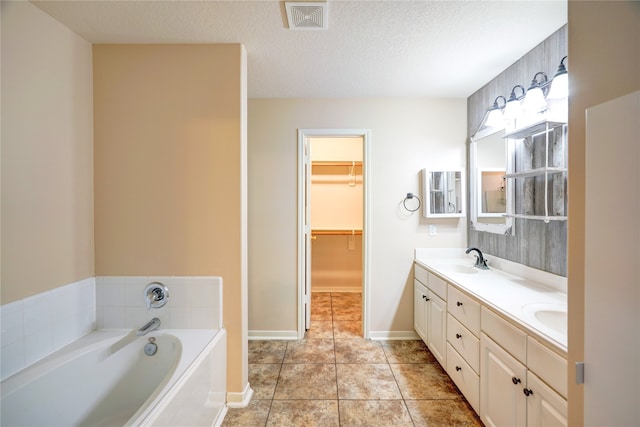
[522,71,548,113]
[547,56,568,99]
[484,96,507,128]
[503,85,526,120]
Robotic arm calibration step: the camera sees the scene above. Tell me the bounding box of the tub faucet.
[465,247,489,270]
[137,318,161,336]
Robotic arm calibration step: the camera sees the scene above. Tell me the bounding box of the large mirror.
[470,128,513,234]
[422,169,465,218]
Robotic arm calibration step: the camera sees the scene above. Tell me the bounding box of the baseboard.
[368,330,420,340]
[248,330,298,340]
[226,382,253,408]
[312,286,361,293]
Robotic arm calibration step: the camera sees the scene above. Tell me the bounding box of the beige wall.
[567,1,640,425]
[93,44,248,395]
[1,1,94,303]
[248,98,467,335]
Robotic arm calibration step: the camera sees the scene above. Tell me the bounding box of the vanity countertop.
[414,248,567,354]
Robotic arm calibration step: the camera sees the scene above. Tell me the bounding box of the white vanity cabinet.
[446,284,481,413]
[480,307,567,427]
[413,264,447,368]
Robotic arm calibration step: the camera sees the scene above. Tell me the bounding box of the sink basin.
[447,264,479,275]
[522,303,567,335]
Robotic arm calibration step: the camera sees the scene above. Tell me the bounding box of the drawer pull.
[523,388,533,396]
[456,366,462,371]
[456,301,463,307]
[512,377,521,385]
[456,333,462,339]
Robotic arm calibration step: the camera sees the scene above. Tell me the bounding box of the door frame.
[297,128,371,339]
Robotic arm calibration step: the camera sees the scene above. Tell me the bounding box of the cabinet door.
[414,280,428,342]
[427,292,447,367]
[480,333,526,427]
[526,371,567,427]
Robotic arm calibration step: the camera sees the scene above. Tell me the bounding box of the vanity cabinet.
[480,307,567,427]
[446,284,481,413]
[413,265,447,367]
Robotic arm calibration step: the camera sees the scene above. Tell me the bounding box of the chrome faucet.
[137,317,161,336]
[465,247,489,270]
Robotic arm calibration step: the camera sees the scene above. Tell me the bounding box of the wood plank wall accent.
[467,25,568,276]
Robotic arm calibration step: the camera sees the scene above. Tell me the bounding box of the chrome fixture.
[465,247,489,270]
[484,96,507,128]
[144,336,158,356]
[403,192,421,213]
[547,56,568,99]
[137,317,161,336]
[144,282,169,310]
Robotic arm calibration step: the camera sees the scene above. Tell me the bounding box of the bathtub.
[0,328,227,427]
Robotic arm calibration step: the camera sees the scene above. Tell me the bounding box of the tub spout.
[137,318,161,336]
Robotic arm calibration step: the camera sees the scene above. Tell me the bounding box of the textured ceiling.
[32,0,567,99]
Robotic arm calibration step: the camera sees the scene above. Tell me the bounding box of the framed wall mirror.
[470,128,513,234]
[422,169,465,218]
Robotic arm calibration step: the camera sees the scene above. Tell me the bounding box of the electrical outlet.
[429,224,437,236]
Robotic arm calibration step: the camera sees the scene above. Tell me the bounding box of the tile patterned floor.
[222,292,483,426]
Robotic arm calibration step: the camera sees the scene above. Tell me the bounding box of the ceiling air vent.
[285,2,328,30]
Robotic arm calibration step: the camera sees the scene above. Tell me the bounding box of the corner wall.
[567,1,640,425]
[92,44,248,398]
[248,98,467,336]
[1,1,94,303]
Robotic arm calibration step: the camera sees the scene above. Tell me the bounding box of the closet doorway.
[297,129,371,340]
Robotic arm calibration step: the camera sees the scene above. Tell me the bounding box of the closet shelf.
[312,229,362,236]
[312,161,362,166]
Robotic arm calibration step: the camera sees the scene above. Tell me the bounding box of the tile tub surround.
[0,278,96,380]
[95,276,223,330]
[222,292,481,426]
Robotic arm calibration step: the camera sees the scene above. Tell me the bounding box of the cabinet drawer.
[447,314,479,373]
[481,307,527,364]
[427,272,447,301]
[527,336,567,398]
[447,285,480,335]
[415,263,429,286]
[447,343,479,414]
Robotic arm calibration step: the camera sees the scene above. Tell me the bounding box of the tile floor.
[222,292,483,426]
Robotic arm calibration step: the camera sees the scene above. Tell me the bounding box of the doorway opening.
[297,129,371,339]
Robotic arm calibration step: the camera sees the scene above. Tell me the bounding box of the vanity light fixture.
[503,85,526,120]
[485,96,507,128]
[523,72,548,113]
[547,56,568,99]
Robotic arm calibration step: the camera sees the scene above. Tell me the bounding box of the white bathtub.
[0,328,227,427]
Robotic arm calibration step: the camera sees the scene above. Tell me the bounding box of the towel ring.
[403,193,421,213]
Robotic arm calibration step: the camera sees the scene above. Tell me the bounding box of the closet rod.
[312,229,362,236]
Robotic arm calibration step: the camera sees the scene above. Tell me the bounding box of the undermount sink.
[447,264,479,275]
[522,303,567,335]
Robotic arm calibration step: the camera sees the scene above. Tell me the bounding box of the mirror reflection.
[470,129,513,234]
[423,169,465,218]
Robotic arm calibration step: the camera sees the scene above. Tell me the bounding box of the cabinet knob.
[456,333,462,339]
[523,388,533,396]
[456,301,463,307]
[456,366,462,371]
[512,377,521,385]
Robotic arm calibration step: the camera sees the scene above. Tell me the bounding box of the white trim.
[368,331,420,340]
[226,382,254,408]
[248,330,299,340]
[297,129,372,340]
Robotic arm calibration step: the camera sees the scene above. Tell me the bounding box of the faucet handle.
[144,282,170,310]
